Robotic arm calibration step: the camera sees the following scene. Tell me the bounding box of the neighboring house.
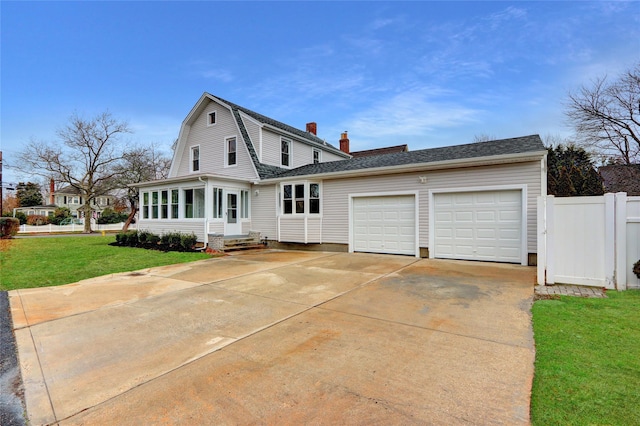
[599,164,640,196]
[13,204,57,217]
[136,92,547,265]
[53,185,116,218]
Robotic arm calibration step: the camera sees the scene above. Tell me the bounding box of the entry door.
[225,192,242,235]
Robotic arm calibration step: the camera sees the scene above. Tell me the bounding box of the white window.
[171,189,179,218]
[281,139,291,167]
[313,149,321,164]
[213,187,223,219]
[151,191,159,219]
[207,111,216,126]
[226,137,237,166]
[160,190,168,219]
[281,183,320,215]
[184,188,205,218]
[142,192,149,219]
[191,146,200,172]
[240,190,249,219]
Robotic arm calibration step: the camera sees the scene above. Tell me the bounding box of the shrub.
[26,215,50,226]
[634,260,640,280]
[50,207,72,225]
[161,232,183,247]
[0,217,20,238]
[180,233,198,251]
[13,211,27,225]
[97,208,129,224]
[115,230,139,247]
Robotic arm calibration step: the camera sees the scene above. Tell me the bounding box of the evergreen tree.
[16,182,44,207]
[547,145,604,197]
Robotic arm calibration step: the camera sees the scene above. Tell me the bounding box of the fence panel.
[538,193,638,290]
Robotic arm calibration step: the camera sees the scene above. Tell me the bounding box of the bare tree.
[113,144,171,231]
[17,112,131,233]
[472,133,497,143]
[565,63,640,165]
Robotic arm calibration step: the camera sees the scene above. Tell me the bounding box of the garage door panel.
[353,195,415,256]
[434,190,522,264]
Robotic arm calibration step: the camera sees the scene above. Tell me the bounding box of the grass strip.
[0,236,211,291]
[531,290,640,425]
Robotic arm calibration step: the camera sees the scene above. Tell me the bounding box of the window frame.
[191,145,200,172]
[281,138,291,167]
[240,190,250,219]
[225,136,237,167]
[184,187,205,219]
[280,182,321,216]
[170,189,179,219]
[142,192,149,219]
[207,110,217,126]
[312,148,321,164]
[212,187,223,219]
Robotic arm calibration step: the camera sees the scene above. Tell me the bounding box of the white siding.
[137,220,207,243]
[241,115,262,161]
[307,217,322,243]
[321,161,541,253]
[173,100,258,180]
[280,217,305,242]
[250,184,278,240]
[261,129,281,166]
[260,128,346,168]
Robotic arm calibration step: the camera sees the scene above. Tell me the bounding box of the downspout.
[198,177,209,250]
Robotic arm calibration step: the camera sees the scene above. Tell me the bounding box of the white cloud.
[341,89,481,147]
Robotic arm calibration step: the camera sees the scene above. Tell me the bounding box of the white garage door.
[353,195,416,256]
[433,190,522,263]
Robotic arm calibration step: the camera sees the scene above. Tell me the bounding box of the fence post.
[615,192,628,290]
[546,195,556,284]
[604,193,616,290]
[537,196,546,285]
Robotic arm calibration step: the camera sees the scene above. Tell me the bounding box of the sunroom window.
[184,188,205,218]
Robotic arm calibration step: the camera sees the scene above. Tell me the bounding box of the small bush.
[0,217,20,238]
[50,207,72,225]
[161,232,182,247]
[634,260,640,279]
[115,230,139,247]
[180,233,198,251]
[12,211,27,225]
[26,215,50,226]
[97,208,129,224]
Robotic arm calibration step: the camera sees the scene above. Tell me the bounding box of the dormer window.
[191,146,200,172]
[281,139,291,167]
[226,137,237,166]
[207,111,216,126]
[313,148,321,164]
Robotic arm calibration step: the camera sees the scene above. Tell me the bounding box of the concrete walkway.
[9,250,536,425]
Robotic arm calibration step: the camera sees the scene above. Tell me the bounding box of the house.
[599,164,640,196]
[52,185,116,218]
[135,93,547,265]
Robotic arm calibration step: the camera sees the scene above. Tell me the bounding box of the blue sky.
[2,1,639,186]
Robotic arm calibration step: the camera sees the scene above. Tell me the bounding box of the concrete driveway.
[9,250,535,425]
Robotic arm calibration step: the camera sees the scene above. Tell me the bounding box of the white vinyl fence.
[537,193,640,290]
[18,222,136,234]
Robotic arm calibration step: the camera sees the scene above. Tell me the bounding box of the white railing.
[18,222,137,234]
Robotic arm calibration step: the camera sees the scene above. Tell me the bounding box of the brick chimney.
[306,122,317,135]
[49,178,55,204]
[339,131,350,154]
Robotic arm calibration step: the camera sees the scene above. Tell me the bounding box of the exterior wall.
[173,100,258,180]
[137,220,207,243]
[250,184,278,240]
[241,115,262,161]
[319,161,541,253]
[260,128,345,168]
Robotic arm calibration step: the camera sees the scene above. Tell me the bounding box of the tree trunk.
[82,204,93,233]
[122,206,137,232]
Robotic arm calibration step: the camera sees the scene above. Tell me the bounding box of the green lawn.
[0,236,211,291]
[531,290,640,425]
